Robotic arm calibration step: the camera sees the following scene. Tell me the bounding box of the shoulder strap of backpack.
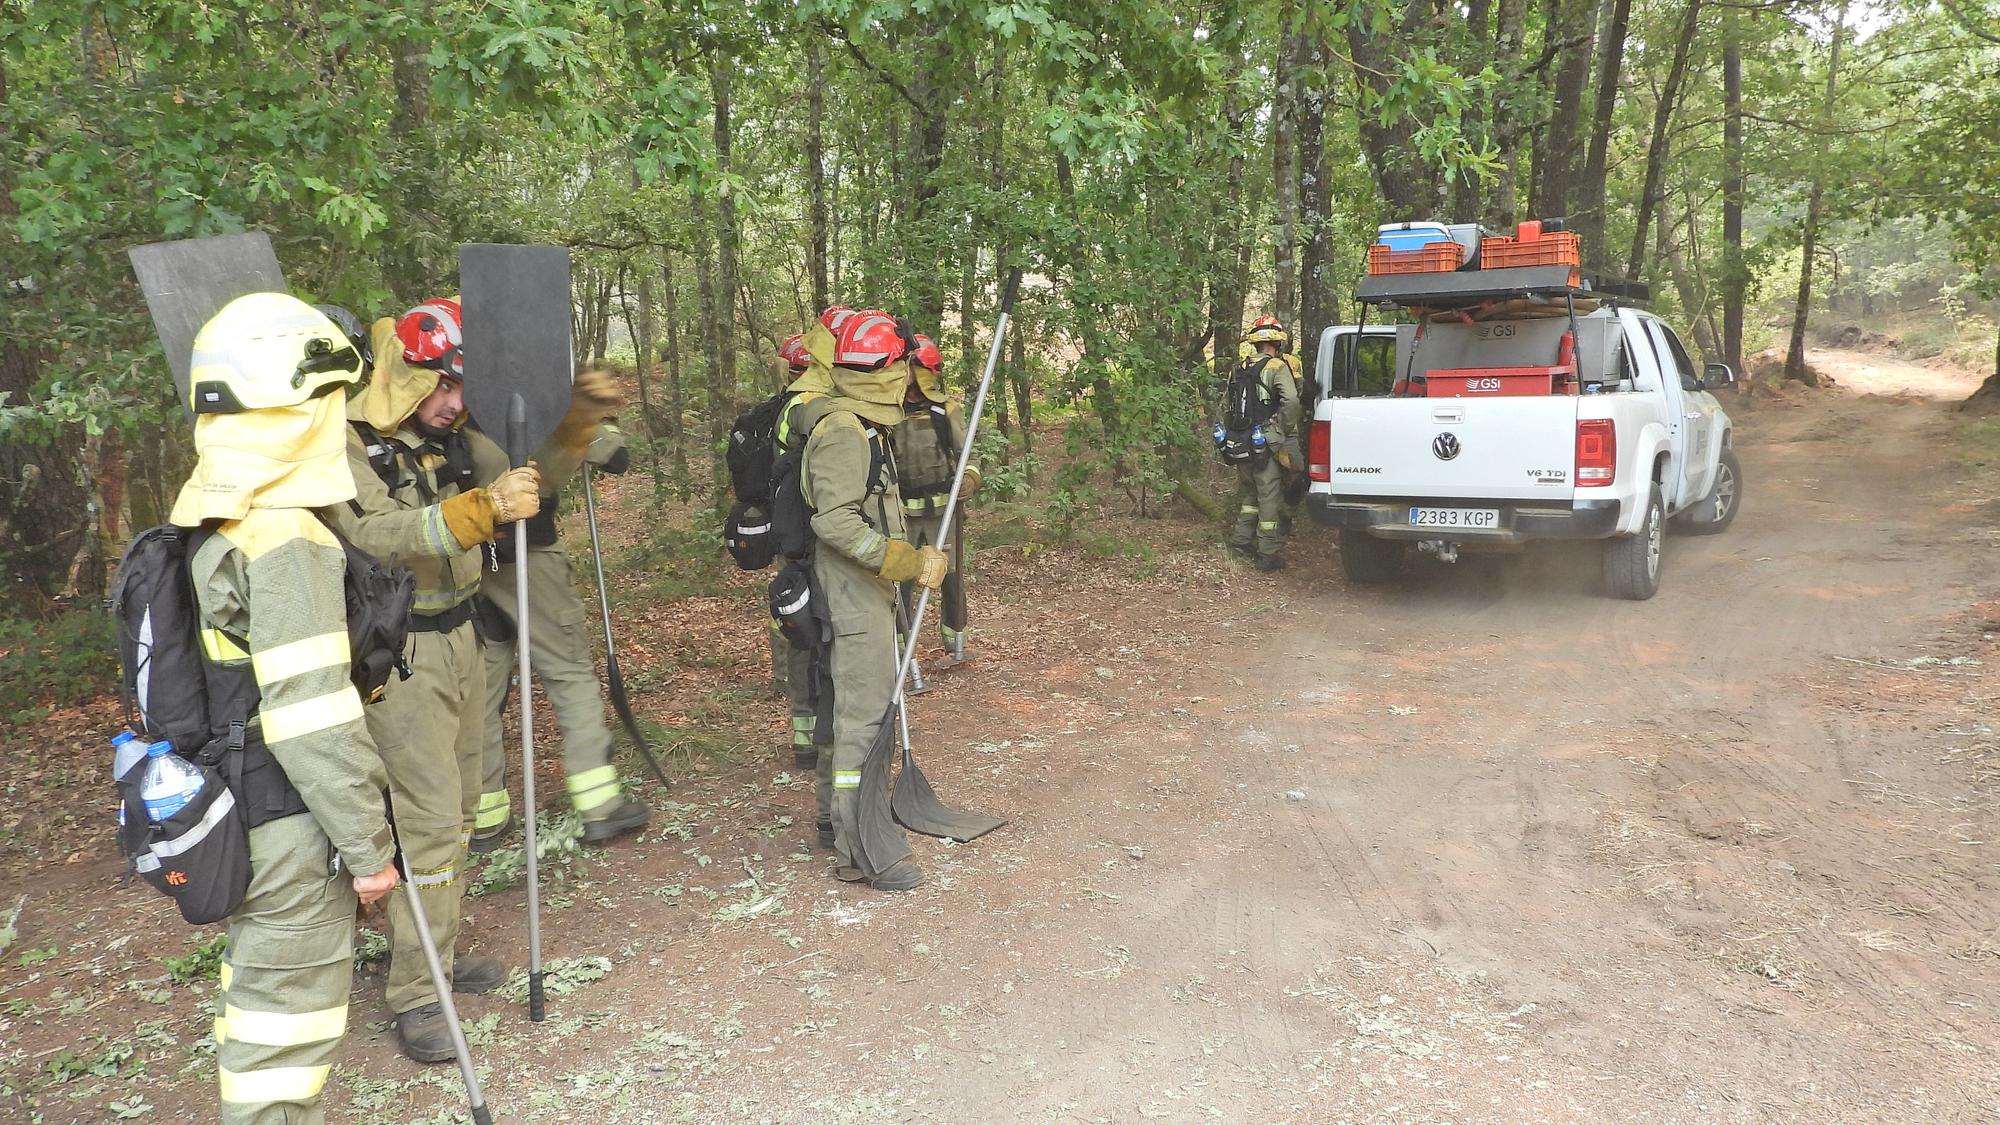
[349,422,401,489]
[927,403,957,462]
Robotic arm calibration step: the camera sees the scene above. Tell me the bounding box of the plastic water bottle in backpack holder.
[1217,356,1279,466]
[108,519,412,925]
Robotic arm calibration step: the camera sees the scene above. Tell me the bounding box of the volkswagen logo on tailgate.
[1432,432,1462,461]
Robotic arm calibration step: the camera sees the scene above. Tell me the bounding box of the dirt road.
[5,363,1996,1123]
[615,379,1995,1122]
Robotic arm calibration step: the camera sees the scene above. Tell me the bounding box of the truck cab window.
[1333,333,1398,398]
[1648,320,1701,392]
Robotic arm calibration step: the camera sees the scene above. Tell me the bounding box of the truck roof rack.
[1354,266,1649,310]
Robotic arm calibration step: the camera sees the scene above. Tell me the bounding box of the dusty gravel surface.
[3,357,1997,1123]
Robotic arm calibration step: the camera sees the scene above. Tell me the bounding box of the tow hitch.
[1417,539,1461,564]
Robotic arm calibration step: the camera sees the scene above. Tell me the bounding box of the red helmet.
[912,334,942,371]
[778,332,809,372]
[832,309,909,370]
[396,298,464,379]
[820,305,856,332]
[1245,315,1289,349]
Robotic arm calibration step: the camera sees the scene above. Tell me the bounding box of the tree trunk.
[1624,0,1704,280]
[985,40,1010,397]
[806,39,830,315]
[1213,79,1252,376]
[1011,321,1032,481]
[625,169,662,439]
[1721,9,1746,374]
[1346,0,1441,216]
[710,58,742,421]
[901,29,954,329]
[617,254,666,494]
[1297,32,1336,378]
[1488,0,1532,224]
[594,275,614,364]
[1530,0,1600,220]
[692,192,728,501]
[1959,335,2000,411]
[1574,0,1632,267]
[661,249,690,495]
[1452,0,1496,223]
[1273,0,1300,328]
[1783,4,1847,386]
[389,3,432,134]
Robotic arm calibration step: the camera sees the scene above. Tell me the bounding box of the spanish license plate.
[1407,506,1500,530]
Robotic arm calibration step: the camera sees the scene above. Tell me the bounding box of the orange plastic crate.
[1367,242,1464,276]
[1479,231,1581,272]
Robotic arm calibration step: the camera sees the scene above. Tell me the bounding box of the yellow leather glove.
[552,370,625,454]
[438,465,547,547]
[439,489,500,549]
[958,466,982,499]
[1274,447,1297,472]
[486,465,544,524]
[912,545,949,590]
[878,540,922,582]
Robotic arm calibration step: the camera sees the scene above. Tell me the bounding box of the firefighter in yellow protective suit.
[472,421,650,850]
[323,298,612,1062]
[889,334,980,660]
[769,333,822,772]
[796,310,948,891]
[1228,315,1304,571]
[167,294,402,1124]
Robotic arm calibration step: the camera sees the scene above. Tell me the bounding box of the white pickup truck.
[1307,290,1740,600]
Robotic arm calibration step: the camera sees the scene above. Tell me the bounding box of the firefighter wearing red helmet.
[889,334,978,662]
[778,332,811,376]
[785,308,940,890]
[1224,314,1304,570]
[769,326,831,793]
[322,297,621,1062]
[396,298,466,380]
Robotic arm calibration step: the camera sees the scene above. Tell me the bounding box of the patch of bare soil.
[4,363,1998,1123]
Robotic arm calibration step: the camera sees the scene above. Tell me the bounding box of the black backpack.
[726,390,791,508]
[722,390,794,570]
[766,400,892,564]
[109,518,412,923]
[1217,356,1279,465]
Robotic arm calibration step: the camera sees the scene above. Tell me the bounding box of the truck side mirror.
[1701,362,1736,389]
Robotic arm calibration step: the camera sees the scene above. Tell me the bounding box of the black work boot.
[451,955,506,995]
[814,816,835,851]
[467,813,515,855]
[581,797,650,844]
[396,1004,455,1063]
[836,858,923,892]
[1254,554,1285,573]
[1227,543,1255,563]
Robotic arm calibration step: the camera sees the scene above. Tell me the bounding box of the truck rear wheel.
[1678,447,1741,536]
[1603,485,1664,600]
[1340,532,1407,584]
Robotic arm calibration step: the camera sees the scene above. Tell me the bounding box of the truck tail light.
[1576,419,1616,487]
[1308,419,1331,482]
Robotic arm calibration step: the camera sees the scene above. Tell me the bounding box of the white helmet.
[187,293,364,414]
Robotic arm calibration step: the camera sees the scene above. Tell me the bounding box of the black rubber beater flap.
[459,244,574,464]
[127,232,287,415]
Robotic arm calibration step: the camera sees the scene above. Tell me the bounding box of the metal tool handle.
[507,394,545,1023]
[401,880,493,1122]
[581,465,673,790]
[893,268,1020,704]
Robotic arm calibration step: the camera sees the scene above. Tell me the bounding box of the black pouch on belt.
[470,595,516,645]
[767,560,829,653]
